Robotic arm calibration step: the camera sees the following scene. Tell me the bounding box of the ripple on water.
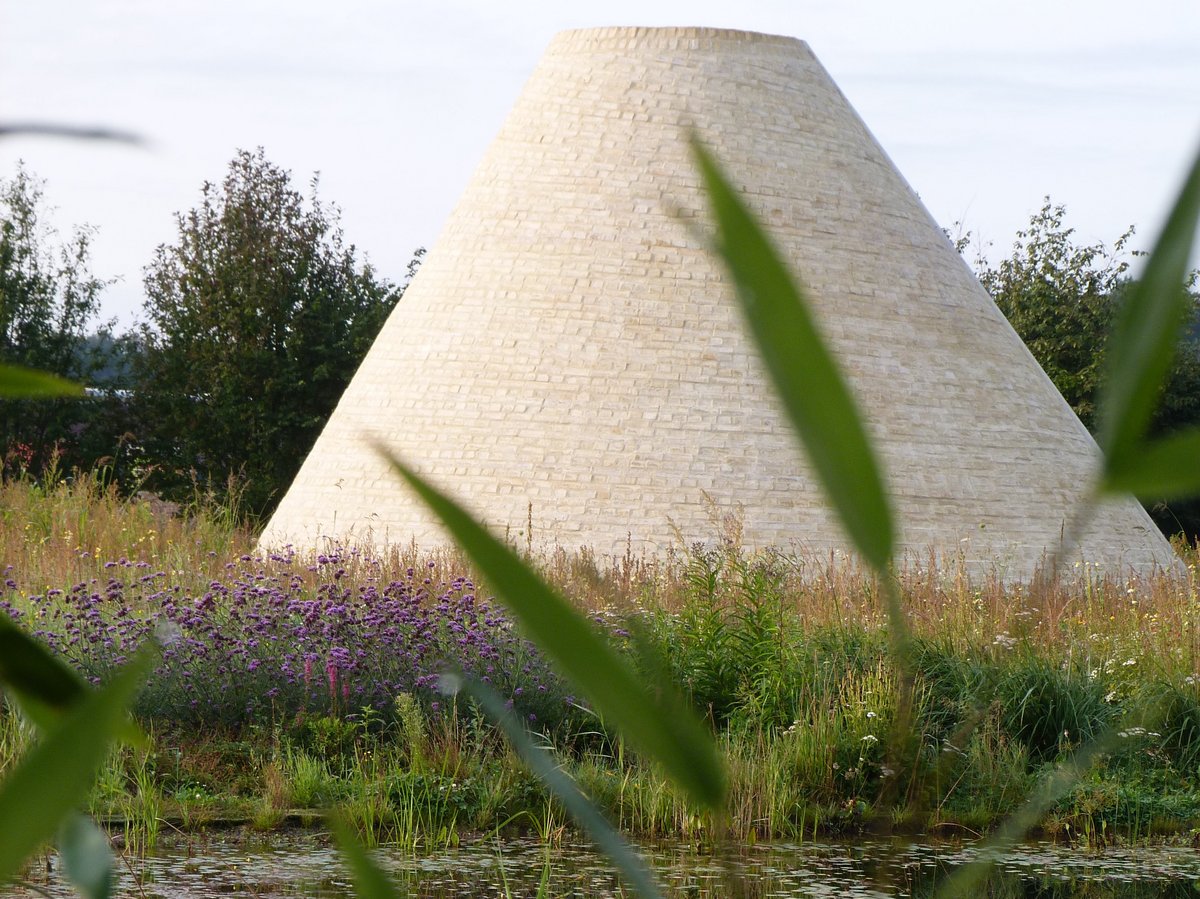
[7,835,1200,897]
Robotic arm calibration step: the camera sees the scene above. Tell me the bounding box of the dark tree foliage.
[971,203,1131,432]
[135,148,409,520]
[965,200,1200,540]
[0,163,123,476]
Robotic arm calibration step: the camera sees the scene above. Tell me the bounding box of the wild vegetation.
[3,139,1199,899]
[4,473,1200,856]
[1,152,420,520]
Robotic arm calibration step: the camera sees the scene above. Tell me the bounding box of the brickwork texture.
[259,27,1177,578]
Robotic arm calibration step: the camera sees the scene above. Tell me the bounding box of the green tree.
[965,200,1200,538]
[0,163,117,476]
[135,148,412,520]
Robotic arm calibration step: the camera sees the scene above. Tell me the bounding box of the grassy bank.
[4,473,1200,852]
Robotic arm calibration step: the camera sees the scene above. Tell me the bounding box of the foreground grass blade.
[1098,144,1200,471]
[691,138,894,573]
[379,448,725,810]
[464,677,665,899]
[57,814,113,899]
[0,645,155,885]
[0,123,143,144]
[0,363,83,398]
[1103,426,1200,500]
[0,618,142,745]
[330,818,403,899]
[0,617,90,728]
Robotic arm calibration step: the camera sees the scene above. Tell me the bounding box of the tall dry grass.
[4,472,1198,679]
[0,471,256,593]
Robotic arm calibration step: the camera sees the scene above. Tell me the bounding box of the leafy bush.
[134,148,413,519]
[995,657,1115,761]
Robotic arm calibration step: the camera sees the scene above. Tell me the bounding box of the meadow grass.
[4,474,1200,847]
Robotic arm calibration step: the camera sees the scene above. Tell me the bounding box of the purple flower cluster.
[2,550,580,732]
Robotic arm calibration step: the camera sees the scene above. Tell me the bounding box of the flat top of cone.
[550,26,801,43]
[261,26,1175,579]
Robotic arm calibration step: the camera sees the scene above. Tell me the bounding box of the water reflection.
[6,835,1200,897]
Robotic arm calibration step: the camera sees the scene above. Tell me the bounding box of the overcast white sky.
[2,1,1198,326]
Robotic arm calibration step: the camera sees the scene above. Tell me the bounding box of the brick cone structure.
[260,27,1176,578]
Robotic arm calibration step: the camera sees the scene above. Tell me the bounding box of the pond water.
[6,834,1200,898]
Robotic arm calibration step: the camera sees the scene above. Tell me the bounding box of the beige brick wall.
[260,26,1177,579]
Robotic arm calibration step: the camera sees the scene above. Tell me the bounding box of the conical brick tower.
[260,27,1176,578]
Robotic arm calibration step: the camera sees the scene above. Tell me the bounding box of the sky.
[2,0,1198,327]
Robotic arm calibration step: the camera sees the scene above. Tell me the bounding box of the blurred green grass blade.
[1098,144,1200,469]
[1102,426,1200,500]
[330,818,403,899]
[378,448,726,810]
[0,618,144,745]
[0,617,89,726]
[465,677,664,899]
[691,138,894,573]
[0,645,155,885]
[0,363,83,398]
[58,814,113,899]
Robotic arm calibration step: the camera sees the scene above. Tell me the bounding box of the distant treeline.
[1,149,422,522]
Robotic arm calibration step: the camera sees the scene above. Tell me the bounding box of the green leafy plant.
[462,675,663,898]
[938,145,1200,894]
[372,452,725,896]
[0,618,156,898]
[0,338,148,896]
[1098,151,1200,500]
[690,142,894,576]
[356,135,1200,898]
[4,119,1198,899]
[0,164,123,476]
[134,148,415,519]
[380,450,724,812]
